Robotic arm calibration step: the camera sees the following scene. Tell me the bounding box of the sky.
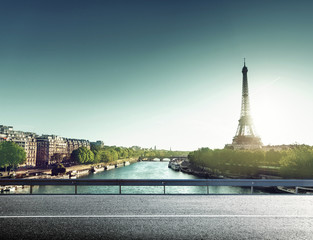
[0,0,313,150]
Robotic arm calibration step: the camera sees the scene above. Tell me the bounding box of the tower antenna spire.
[244,58,246,66]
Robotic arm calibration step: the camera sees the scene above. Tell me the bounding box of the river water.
[31,161,263,194]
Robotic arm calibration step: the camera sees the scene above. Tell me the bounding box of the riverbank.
[1,158,138,179]
[64,157,137,175]
[180,160,282,179]
[178,160,285,194]
[1,158,139,193]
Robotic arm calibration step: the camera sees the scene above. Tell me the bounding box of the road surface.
[1,195,313,239]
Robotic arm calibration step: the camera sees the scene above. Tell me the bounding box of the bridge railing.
[1,179,313,195]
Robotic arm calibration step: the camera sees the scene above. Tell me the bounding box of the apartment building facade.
[0,125,37,167]
[1,125,90,167]
[36,135,90,166]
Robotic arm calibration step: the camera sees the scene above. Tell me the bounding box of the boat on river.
[277,186,313,194]
[3,186,16,192]
[171,163,180,171]
[91,166,105,173]
[76,169,90,176]
[68,170,77,179]
[116,163,124,168]
[106,165,115,170]
[168,161,180,171]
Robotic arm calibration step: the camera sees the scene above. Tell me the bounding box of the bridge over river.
[138,156,188,161]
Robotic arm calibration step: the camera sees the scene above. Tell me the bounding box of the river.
[30,161,263,194]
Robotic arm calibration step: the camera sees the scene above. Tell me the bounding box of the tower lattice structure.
[232,60,262,150]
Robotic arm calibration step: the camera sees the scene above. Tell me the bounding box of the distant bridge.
[138,156,188,162]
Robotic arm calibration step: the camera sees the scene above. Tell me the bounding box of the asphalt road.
[1,195,313,239]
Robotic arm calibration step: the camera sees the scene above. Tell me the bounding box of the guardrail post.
[207,185,209,194]
[75,185,77,195]
[162,182,165,194]
[119,185,122,194]
[250,181,254,194]
[295,187,298,194]
[30,185,33,194]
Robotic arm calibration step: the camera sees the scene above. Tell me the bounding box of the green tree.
[265,149,282,166]
[95,150,110,163]
[279,146,313,178]
[51,163,66,176]
[71,147,94,164]
[0,141,26,170]
[90,143,102,153]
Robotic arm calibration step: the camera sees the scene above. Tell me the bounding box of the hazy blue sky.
[1,0,313,150]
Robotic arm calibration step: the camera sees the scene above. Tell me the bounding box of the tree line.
[188,145,313,178]
[70,144,189,164]
[0,140,188,170]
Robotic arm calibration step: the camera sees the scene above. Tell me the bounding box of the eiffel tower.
[231,60,262,150]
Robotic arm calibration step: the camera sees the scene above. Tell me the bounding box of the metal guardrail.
[1,179,313,194]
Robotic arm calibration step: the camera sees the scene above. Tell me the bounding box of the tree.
[71,147,94,164]
[90,142,102,153]
[51,153,65,164]
[265,149,282,166]
[0,141,26,170]
[279,145,313,178]
[95,150,109,163]
[51,163,66,176]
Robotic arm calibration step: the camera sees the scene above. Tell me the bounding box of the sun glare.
[251,84,297,145]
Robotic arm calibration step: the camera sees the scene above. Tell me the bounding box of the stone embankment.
[179,160,223,178]
[1,158,138,193]
[2,158,138,180]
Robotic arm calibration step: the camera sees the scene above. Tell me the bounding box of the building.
[36,135,68,166]
[0,133,7,142]
[36,135,90,166]
[262,144,296,151]
[67,138,90,156]
[12,135,37,167]
[90,140,104,148]
[0,125,37,167]
[0,125,91,167]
